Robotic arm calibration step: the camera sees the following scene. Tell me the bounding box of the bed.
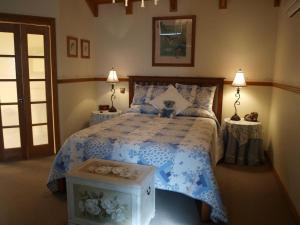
[47,76,228,223]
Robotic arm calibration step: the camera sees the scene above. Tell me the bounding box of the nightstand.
[223,118,264,166]
[89,110,122,126]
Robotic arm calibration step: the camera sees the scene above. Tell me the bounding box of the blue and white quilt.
[47,113,228,223]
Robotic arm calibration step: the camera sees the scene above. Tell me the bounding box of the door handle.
[18,98,23,103]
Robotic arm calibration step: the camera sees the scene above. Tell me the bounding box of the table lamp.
[231,69,247,121]
[107,68,119,112]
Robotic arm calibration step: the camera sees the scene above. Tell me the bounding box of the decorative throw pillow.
[175,83,197,103]
[144,85,168,103]
[194,86,216,111]
[149,85,191,115]
[131,84,151,105]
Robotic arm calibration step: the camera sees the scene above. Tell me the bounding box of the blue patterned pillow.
[178,107,212,117]
[178,107,219,124]
[127,105,141,113]
[175,83,197,103]
[140,104,159,115]
[145,85,168,103]
[132,84,151,105]
[194,86,216,111]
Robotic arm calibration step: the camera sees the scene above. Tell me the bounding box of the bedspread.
[47,113,228,223]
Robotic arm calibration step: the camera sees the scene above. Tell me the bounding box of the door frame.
[0,13,60,154]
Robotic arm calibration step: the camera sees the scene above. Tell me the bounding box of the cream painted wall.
[94,0,278,81]
[58,82,98,142]
[56,0,99,142]
[57,0,98,77]
[268,88,300,214]
[269,1,300,215]
[273,0,300,86]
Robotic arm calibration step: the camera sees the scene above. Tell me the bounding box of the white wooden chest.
[66,159,155,225]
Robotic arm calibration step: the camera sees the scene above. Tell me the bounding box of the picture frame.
[152,15,196,67]
[81,39,90,59]
[67,36,78,57]
[285,0,300,17]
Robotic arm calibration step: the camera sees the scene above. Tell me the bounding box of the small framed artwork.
[81,39,90,58]
[152,15,196,67]
[67,36,78,57]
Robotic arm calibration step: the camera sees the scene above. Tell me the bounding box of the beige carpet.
[0,156,297,225]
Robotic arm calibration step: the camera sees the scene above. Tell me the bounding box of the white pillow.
[149,85,192,115]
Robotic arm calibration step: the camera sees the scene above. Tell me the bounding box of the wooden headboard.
[128,76,225,123]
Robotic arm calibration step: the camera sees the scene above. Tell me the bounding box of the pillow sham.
[126,105,141,113]
[140,104,159,115]
[194,86,216,112]
[131,84,152,105]
[126,104,160,115]
[175,83,197,103]
[178,107,215,118]
[149,85,191,115]
[145,85,168,103]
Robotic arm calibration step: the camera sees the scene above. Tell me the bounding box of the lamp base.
[231,113,241,121]
[108,106,117,112]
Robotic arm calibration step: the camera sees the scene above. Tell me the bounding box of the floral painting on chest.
[73,184,132,225]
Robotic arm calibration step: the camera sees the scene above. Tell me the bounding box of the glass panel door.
[0,23,24,160]
[0,22,54,161]
[22,25,54,157]
[28,34,48,146]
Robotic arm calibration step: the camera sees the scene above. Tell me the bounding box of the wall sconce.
[231,69,247,121]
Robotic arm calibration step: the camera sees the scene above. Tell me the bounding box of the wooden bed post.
[57,178,66,193]
[196,200,211,223]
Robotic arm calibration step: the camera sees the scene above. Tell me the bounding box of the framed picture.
[152,15,196,67]
[81,39,90,58]
[285,0,300,17]
[67,36,78,57]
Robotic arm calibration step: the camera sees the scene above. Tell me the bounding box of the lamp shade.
[107,68,119,83]
[232,69,246,87]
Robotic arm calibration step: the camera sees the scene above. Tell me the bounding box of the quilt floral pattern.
[47,113,228,223]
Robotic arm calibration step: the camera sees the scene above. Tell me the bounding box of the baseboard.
[272,167,300,225]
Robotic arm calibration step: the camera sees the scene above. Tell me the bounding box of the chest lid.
[67,159,155,188]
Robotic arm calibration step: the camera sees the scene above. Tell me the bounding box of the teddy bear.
[159,100,176,118]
